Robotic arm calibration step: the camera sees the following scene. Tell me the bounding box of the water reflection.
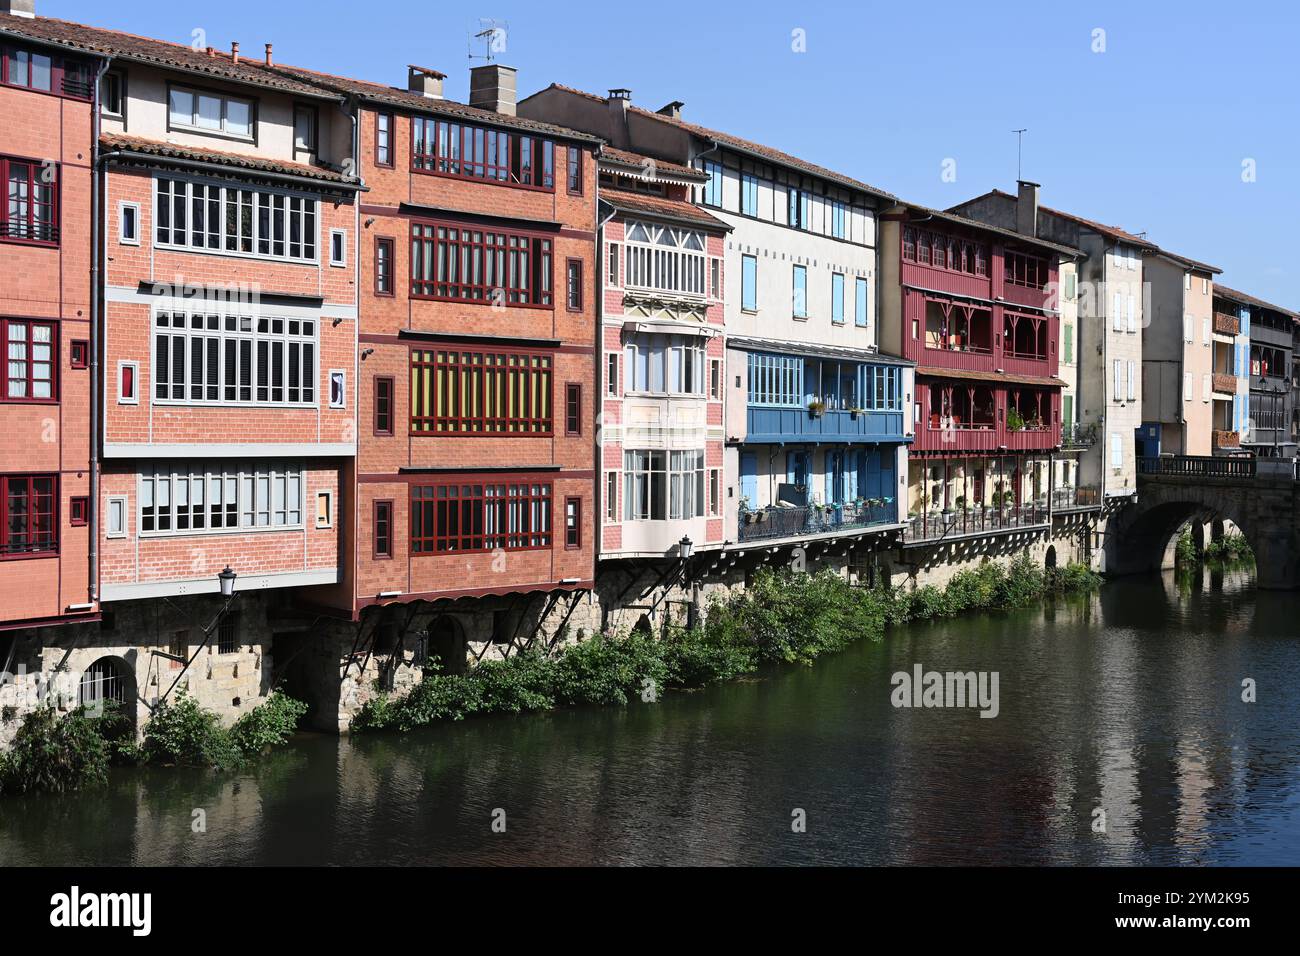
[2,567,1298,866]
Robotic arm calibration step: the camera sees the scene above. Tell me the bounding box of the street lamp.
[217,565,237,598]
[155,564,240,709]
[679,535,694,560]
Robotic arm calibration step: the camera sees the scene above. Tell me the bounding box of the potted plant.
[808,399,826,418]
[849,406,864,419]
[1007,407,1025,432]
[955,494,968,513]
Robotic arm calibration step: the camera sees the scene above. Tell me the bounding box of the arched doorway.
[428,616,467,675]
[1044,545,1057,570]
[77,656,137,733]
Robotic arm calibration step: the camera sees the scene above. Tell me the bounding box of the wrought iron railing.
[737,501,895,543]
[1060,422,1098,449]
[1138,455,1256,478]
[1051,485,1101,509]
[903,503,1049,543]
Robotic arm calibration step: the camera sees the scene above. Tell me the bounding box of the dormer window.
[168,85,254,140]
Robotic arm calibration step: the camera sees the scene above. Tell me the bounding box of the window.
[567,146,583,194]
[1063,322,1073,364]
[623,219,706,297]
[902,227,988,277]
[69,496,88,527]
[118,201,139,244]
[709,469,721,516]
[792,265,807,318]
[293,105,317,153]
[410,349,552,434]
[608,243,619,285]
[606,472,618,521]
[1127,295,1136,333]
[606,353,619,396]
[1110,432,1123,469]
[410,221,552,306]
[1202,372,1211,402]
[1004,249,1048,289]
[1064,271,1076,300]
[2,156,58,244]
[4,317,55,400]
[316,490,332,528]
[565,383,582,435]
[566,258,583,311]
[374,236,394,295]
[168,86,254,139]
[830,200,847,239]
[374,500,393,558]
[1202,316,1210,345]
[217,613,239,655]
[1113,291,1124,331]
[565,497,581,548]
[155,177,317,261]
[831,273,845,324]
[1,475,56,556]
[1128,360,1136,401]
[411,117,554,189]
[741,173,759,217]
[118,361,138,404]
[623,450,704,520]
[855,277,868,328]
[100,71,123,116]
[70,339,88,370]
[410,482,552,553]
[329,371,346,408]
[624,333,706,394]
[139,463,302,535]
[106,495,126,538]
[152,310,316,406]
[1183,371,1193,401]
[788,187,809,230]
[1184,315,1193,343]
[329,229,346,267]
[700,160,723,207]
[710,258,720,299]
[1114,359,1123,401]
[374,377,394,435]
[710,359,721,400]
[747,353,803,407]
[375,112,393,167]
[741,255,757,312]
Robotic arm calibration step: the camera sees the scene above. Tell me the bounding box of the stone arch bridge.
[1107,456,1300,589]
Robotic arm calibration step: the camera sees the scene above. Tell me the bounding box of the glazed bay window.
[410,482,552,553]
[168,86,253,139]
[747,352,803,407]
[153,310,315,406]
[623,333,706,395]
[1,474,56,557]
[411,222,552,306]
[139,463,302,535]
[623,450,705,520]
[155,177,317,262]
[2,45,92,99]
[623,220,706,298]
[2,156,58,243]
[411,117,555,189]
[5,317,55,400]
[410,349,552,434]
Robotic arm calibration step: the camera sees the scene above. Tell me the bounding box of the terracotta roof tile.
[957,189,1158,250]
[102,133,359,186]
[600,147,704,181]
[602,188,729,230]
[1213,283,1299,319]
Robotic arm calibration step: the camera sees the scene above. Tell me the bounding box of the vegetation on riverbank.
[0,690,308,795]
[1176,529,1255,568]
[354,556,1102,733]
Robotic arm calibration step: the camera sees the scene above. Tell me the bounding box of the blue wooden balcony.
[746,406,906,445]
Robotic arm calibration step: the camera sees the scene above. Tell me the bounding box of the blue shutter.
[740,453,758,505]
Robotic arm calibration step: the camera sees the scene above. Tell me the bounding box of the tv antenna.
[1012,128,1027,180]
[469,19,508,62]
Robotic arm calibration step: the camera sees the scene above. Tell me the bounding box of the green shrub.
[1175,529,1198,567]
[141,691,243,771]
[0,703,123,795]
[230,692,309,754]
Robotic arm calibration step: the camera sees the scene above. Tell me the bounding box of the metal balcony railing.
[1060,422,1098,449]
[737,500,896,543]
[903,503,1049,543]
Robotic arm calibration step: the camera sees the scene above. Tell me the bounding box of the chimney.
[1016,180,1040,237]
[468,64,517,116]
[2,0,36,18]
[657,100,684,120]
[607,89,632,146]
[407,65,445,100]
[231,41,240,65]
[264,43,273,66]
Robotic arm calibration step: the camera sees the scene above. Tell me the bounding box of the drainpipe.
[594,145,615,571]
[345,94,363,621]
[88,55,113,607]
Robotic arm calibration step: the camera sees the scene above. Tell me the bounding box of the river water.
[3,567,1298,866]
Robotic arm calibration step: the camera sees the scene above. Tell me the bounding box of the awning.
[622,317,720,338]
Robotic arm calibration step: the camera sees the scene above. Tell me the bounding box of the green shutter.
[1063,322,1074,364]
[1063,394,1073,429]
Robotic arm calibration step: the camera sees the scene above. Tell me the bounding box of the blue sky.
[45,0,1299,307]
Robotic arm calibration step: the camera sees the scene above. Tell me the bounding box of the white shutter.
[1184,315,1193,342]
[1127,360,1136,401]
[1201,373,1211,402]
[1184,371,1192,401]
[1113,291,1123,331]
[1114,359,1123,399]
[1127,294,1136,332]
[1111,432,1122,468]
[1203,316,1210,344]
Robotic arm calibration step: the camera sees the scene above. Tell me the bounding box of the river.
[3,566,1298,866]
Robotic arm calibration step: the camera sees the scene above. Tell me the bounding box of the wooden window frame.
[374,376,394,436]
[0,473,58,559]
[375,112,394,168]
[565,382,582,435]
[2,316,58,403]
[374,235,395,296]
[566,258,584,312]
[564,496,581,550]
[69,495,88,527]
[373,499,394,559]
[70,339,88,370]
[410,117,555,192]
[410,481,553,555]
[409,347,553,436]
[410,220,553,308]
[567,145,583,195]
[1,155,60,246]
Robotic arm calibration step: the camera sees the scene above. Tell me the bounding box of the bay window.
[410,482,552,553]
[2,45,92,99]
[411,221,552,306]
[4,317,55,400]
[623,219,706,297]
[1,474,56,557]
[153,310,316,406]
[623,450,705,521]
[139,462,302,535]
[411,117,555,189]
[2,156,58,244]
[623,333,706,395]
[410,348,552,434]
[155,177,317,262]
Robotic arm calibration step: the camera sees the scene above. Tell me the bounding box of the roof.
[1152,248,1221,275]
[102,133,359,186]
[541,85,895,201]
[268,65,602,144]
[600,146,705,182]
[1213,283,1299,319]
[727,335,915,367]
[602,188,729,231]
[955,189,1159,251]
[915,366,1066,388]
[0,12,333,98]
[893,202,1081,259]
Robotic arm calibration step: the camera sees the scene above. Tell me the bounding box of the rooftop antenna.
[468,18,509,63]
[1012,128,1027,181]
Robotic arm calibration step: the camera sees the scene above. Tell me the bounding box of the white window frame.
[106,495,127,539]
[329,369,346,409]
[167,85,255,141]
[154,175,319,264]
[118,200,140,245]
[118,360,139,404]
[137,462,303,537]
[329,229,346,267]
[623,219,707,299]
